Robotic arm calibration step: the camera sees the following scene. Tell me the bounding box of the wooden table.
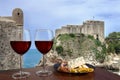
[0,67,120,80]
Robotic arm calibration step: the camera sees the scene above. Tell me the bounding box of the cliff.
[38,33,120,71]
[38,33,106,66]
[55,33,106,63]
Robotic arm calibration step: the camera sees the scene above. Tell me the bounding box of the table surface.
[0,67,120,80]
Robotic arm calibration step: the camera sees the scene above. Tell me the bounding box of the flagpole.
[93,16,95,21]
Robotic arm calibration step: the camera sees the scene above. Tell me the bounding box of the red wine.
[35,41,53,55]
[10,41,31,55]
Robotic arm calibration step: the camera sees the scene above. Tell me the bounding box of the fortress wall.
[73,27,77,33]
[71,25,81,33]
[69,27,73,33]
[70,25,76,33]
[62,26,70,34]
[82,20,104,41]
[76,25,82,33]
[55,20,104,42]
[81,25,85,34]
[1,16,12,20]
[0,8,23,70]
[55,29,61,37]
[82,23,88,35]
[67,25,74,33]
[0,20,21,70]
[97,21,104,42]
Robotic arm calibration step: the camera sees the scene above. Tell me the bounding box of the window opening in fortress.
[96,34,99,40]
[17,12,20,15]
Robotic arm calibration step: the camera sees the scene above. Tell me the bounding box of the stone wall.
[0,8,23,70]
[0,19,21,70]
[55,20,104,42]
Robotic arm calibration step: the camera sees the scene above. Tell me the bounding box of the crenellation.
[1,16,13,20]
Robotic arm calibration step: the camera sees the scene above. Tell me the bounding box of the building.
[55,20,104,42]
[0,8,23,70]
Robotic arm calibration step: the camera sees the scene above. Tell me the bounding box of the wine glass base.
[118,72,120,75]
[12,71,30,79]
[36,70,52,77]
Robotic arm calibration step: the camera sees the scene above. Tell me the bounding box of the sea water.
[23,49,42,68]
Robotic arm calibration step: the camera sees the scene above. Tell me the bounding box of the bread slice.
[68,57,86,68]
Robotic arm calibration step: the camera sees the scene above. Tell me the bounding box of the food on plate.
[57,57,94,73]
[69,65,94,73]
[68,57,85,68]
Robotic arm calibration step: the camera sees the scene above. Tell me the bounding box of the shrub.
[105,32,120,54]
[56,46,63,54]
[93,47,106,63]
[88,35,94,40]
[115,44,120,54]
[59,34,70,41]
[107,43,115,53]
[66,49,72,57]
[95,39,101,46]
[69,33,75,38]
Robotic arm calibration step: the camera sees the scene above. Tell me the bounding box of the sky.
[0,0,120,48]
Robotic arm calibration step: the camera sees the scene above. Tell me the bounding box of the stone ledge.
[0,17,15,22]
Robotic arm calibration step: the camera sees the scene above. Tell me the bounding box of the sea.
[23,49,42,68]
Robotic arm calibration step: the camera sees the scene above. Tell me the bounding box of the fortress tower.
[82,20,104,42]
[12,8,23,26]
[55,20,104,42]
[0,8,23,70]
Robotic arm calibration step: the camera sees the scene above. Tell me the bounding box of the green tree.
[106,32,120,54]
[69,33,75,38]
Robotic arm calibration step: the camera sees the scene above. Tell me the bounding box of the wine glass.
[35,29,53,76]
[10,29,31,79]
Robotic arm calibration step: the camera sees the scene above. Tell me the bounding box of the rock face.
[37,50,63,66]
[38,33,106,67]
[97,54,120,70]
[0,8,23,70]
[38,33,120,71]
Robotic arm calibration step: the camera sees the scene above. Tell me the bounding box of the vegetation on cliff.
[54,33,107,62]
[53,32,120,64]
[106,32,120,54]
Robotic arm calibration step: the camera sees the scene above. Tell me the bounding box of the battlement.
[85,20,104,23]
[0,17,14,22]
[83,20,104,25]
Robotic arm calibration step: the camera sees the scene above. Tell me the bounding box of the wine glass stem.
[119,66,120,73]
[43,54,45,72]
[20,55,22,76]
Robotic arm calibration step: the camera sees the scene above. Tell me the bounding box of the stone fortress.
[55,20,104,42]
[0,8,23,70]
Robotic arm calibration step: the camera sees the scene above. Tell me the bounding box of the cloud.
[1,0,120,49]
[0,0,120,37]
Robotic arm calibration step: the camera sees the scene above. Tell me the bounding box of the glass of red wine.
[10,29,31,79]
[35,29,53,76]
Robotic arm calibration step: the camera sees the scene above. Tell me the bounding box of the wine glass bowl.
[35,41,53,55]
[10,29,31,79]
[35,29,53,76]
[10,41,31,55]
